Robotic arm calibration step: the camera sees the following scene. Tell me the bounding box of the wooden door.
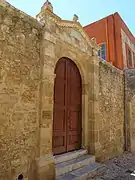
[66,59,82,151]
[53,58,82,155]
[53,59,67,154]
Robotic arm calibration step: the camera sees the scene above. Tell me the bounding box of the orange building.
[84,12,135,70]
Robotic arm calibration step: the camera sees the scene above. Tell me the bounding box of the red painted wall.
[106,15,116,66]
[84,12,135,70]
[113,13,123,69]
[84,17,109,63]
[115,12,135,69]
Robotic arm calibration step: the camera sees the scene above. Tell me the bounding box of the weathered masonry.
[0,1,135,180]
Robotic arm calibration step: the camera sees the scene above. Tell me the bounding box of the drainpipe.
[123,70,126,151]
[113,14,117,67]
[123,70,128,151]
[105,18,110,62]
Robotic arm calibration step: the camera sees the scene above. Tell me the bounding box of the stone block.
[36,155,56,180]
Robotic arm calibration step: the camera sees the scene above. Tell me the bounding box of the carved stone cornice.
[36,4,100,53]
[56,20,100,51]
[36,9,61,23]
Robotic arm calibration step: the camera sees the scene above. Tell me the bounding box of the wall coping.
[99,57,123,75]
[1,0,42,29]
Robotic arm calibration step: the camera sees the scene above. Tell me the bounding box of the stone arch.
[53,56,89,150]
[54,56,86,86]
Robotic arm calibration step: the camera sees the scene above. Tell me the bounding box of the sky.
[6,0,135,36]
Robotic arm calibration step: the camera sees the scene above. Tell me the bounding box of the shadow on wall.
[124,69,135,152]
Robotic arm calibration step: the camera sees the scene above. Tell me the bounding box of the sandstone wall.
[37,13,96,180]
[0,0,128,179]
[130,97,135,151]
[98,60,124,161]
[124,69,135,152]
[0,2,42,180]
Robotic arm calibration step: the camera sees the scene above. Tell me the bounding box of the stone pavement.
[90,152,135,180]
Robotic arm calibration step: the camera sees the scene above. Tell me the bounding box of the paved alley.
[90,152,135,180]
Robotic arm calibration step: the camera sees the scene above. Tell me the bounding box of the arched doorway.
[53,57,82,155]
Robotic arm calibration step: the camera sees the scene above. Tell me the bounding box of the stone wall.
[0,0,131,179]
[0,1,42,180]
[124,69,135,152]
[97,60,124,161]
[130,97,135,151]
[37,11,96,180]
[0,1,98,179]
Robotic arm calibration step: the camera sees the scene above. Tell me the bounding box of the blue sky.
[7,0,135,36]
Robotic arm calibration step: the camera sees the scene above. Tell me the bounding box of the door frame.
[52,55,89,155]
[52,57,82,155]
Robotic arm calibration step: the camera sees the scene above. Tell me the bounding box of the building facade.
[84,12,135,70]
[0,1,135,180]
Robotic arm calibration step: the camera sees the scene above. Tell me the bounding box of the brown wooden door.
[66,59,82,151]
[53,58,82,155]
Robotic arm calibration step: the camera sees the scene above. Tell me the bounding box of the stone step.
[56,154,95,176]
[56,162,105,180]
[55,149,88,164]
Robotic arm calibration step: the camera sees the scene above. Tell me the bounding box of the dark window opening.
[134,54,135,67]
[98,43,106,60]
[128,49,132,67]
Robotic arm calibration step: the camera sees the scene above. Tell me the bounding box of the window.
[98,50,100,57]
[98,43,106,60]
[127,49,132,67]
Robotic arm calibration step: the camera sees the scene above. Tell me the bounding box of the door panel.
[66,60,82,152]
[53,58,82,155]
[53,59,67,154]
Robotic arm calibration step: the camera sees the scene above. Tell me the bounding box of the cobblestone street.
[90,153,135,180]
